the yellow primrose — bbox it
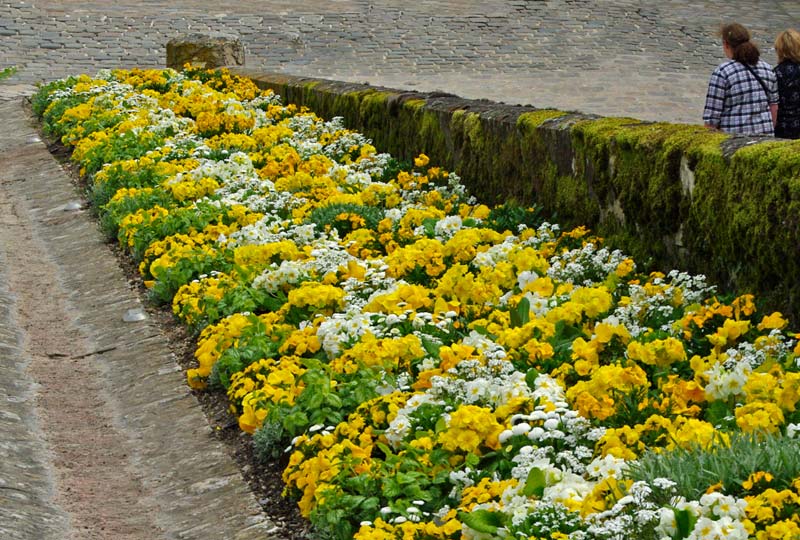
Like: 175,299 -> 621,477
758,312 -> 788,331
438,404 -> 504,455
735,401 -> 785,433
626,337 -> 686,368
287,282 -> 346,311
363,283 -> 433,314
708,318 -> 751,349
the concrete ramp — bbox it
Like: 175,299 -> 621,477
0,93 -> 279,539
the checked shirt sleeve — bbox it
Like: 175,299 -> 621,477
766,70 -> 779,104
703,68 -> 727,127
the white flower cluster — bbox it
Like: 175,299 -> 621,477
316,309 -> 378,358
429,359 -> 530,409
704,358 -> 751,401
472,237 -> 517,268
656,492 -> 748,540
546,243 -> 629,286
252,260 -> 312,293
384,392 -> 444,448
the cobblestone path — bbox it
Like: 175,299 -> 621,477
1,1 -> 799,123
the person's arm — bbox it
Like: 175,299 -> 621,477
768,68 -> 780,127
703,69 -> 726,129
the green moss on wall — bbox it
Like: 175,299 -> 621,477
404,98 -> 427,110
517,110 -> 568,130
236,70 -> 800,321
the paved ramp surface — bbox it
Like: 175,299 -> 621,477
0,88 -> 279,540
2,0 -> 800,123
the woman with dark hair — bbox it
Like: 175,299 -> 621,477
703,22 -> 778,135
774,29 -> 800,139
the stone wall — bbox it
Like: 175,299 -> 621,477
231,68 -> 800,321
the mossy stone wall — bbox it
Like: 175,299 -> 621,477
232,68 -> 800,320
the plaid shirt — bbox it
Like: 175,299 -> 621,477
703,59 -> 778,135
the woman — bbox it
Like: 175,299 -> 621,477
774,29 -> 800,139
703,22 -> 778,135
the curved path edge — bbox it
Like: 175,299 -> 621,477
0,95 -> 281,539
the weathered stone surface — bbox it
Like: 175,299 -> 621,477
0,98 -> 278,539
2,1 -> 799,123
166,32 -> 244,69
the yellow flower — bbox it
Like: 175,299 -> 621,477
735,401 -> 784,433
756,520 -> 800,540
742,471 -> 774,491
615,258 -> 635,277
757,312 -> 788,331
626,337 -> 686,367
413,153 -> 430,167
438,404 -> 504,455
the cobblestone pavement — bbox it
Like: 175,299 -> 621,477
1,1 -> 799,123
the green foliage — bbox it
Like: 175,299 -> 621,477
377,156 -> 411,182
252,418 -> 286,461
510,296 -> 530,328
80,129 -> 166,176
0,65 -> 18,81
120,201 -> 229,262
209,332 -> 282,390
459,509 -> 505,535
486,201 -> 546,234
307,202 -> 384,237
98,189 -> 176,238
522,466 -> 546,497
148,249 -> 234,305
626,432 -> 800,499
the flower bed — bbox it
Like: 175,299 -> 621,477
34,68 -> 800,540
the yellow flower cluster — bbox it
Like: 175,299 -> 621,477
188,313 -> 255,388
234,356 -> 308,433
331,334 -> 426,374
353,515 -> 462,540
286,282 -> 346,312
437,404 -> 504,455
744,476 -> 800,539
163,175 -> 220,201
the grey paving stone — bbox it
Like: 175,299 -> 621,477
1,0 -> 798,123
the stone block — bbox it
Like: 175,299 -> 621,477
166,32 -> 244,70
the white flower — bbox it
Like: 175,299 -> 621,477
543,418 -> 560,431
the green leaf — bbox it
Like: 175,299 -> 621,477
525,368 -> 539,390
522,467 -> 546,497
458,509 -> 505,535
705,399 -> 731,428
672,507 -> 697,540
421,336 -> 441,358
434,416 -> 448,433
422,217 -> 437,237
325,392 -> 343,408
510,297 -> 530,328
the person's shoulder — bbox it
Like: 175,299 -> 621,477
757,59 -> 774,70
713,60 -> 737,76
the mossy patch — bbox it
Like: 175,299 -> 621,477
517,110 -> 568,131
243,71 -> 800,320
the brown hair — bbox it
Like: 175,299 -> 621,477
719,22 -> 760,65
775,29 -> 800,63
